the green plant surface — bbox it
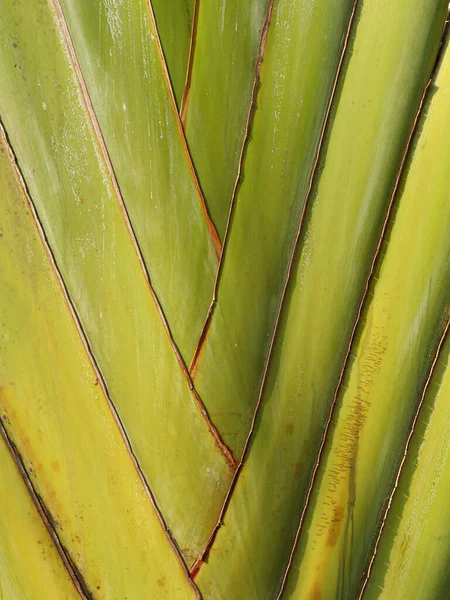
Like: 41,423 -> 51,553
58,0 -> 219,361
181,0 -> 271,237
152,0 -> 194,107
191,0 -> 357,457
195,0 -> 447,598
0,129 -> 197,599
363,332 -> 450,600
0,432 -> 79,599
282,28 -> 450,600
0,0 -> 232,566
1,0 -> 450,597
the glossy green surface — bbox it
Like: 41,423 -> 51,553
0,0 -> 231,564
196,0 -> 447,598
58,0 -> 218,361
182,0 -> 270,237
152,0 -> 194,106
193,0 -> 357,457
0,130 -> 197,599
0,434 -> 78,600
283,25 -> 450,600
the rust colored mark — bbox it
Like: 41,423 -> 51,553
156,576 -> 166,588
310,581 -> 322,600
191,389 -> 239,471
294,462 -> 303,479
189,558 -> 204,579
189,298 -> 213,378
51,460 -> 61,473
358,316 -> 450,600
285,423 -> 294,437
326,505 -> 345,548
277,16 -> 443,600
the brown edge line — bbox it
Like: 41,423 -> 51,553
49,0 -> 233,474
189,0 -> 275,376
357,316 -> 450,600
0,406 -> 90,598
276,19 -> 450,599
146,0 -> 221,257
357,17 -> 450,598
189,0 -> 358,576
180,0 -> 200,123
0,120 -> 201,600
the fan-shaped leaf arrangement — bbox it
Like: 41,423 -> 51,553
0,0 -> 449,598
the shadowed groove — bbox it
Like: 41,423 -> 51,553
0,419 -> 89,599
276,32 -> 448,595
146,0 -> 221,255
189,0 -> 276,376
180,0 -> 200,123
358,316 -> 450,599
49,0 -> 232,470
0,120 -> 202,599
189,0 -> 359,574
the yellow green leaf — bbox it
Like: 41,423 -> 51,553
181,0 -> 271,237
192,0 -> 357,457
58,0 -> 219,360
0,127 -> 197,598
152,0 -> 195,107
195,0 -> 447,598
283,23 -> 450,600
363,330 -> 450,600
0,0 -> 232,563
0,430 -> 79,600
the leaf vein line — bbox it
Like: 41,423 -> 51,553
0,120 -> 201,599
358,316 -> 450,600
49,0 -> 229,470
189,0 -> 275,376
190,0 -> 358,575
276,58 -> 441,600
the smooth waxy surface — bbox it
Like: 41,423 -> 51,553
0,433 -> 78,600
182,0 -> 271,237
0,130 -> 197,599
193,0 -> 357,457
152,0 -> 194,106
196,0 -> 447,598
58,0 -> 218,361
0,0 -> 231,564
283,23 -> 450,599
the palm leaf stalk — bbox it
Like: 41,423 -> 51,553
0,0 -> 449,599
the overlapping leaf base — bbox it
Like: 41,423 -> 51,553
0,0 -> 449,598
